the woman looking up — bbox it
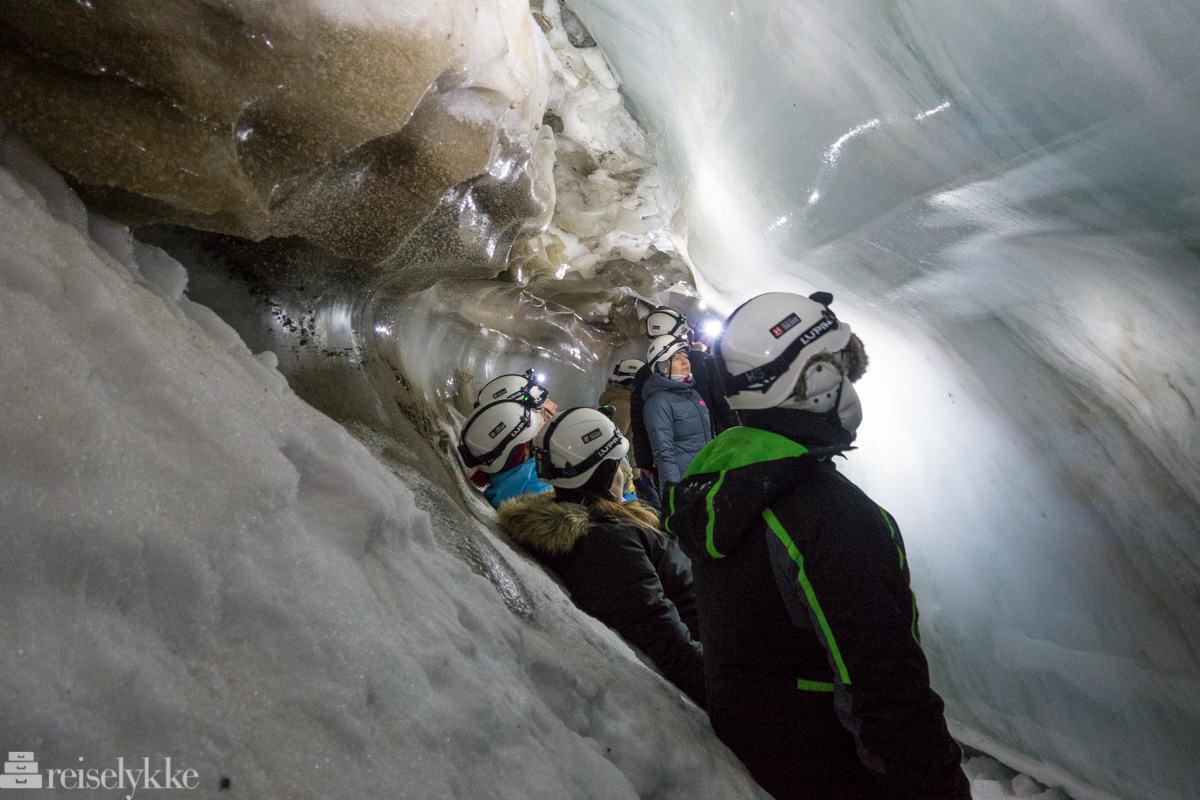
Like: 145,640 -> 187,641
642,336 -> 712,499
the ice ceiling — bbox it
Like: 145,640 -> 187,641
1,1 -> 1198,799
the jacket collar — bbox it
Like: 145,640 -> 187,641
737,407 -> 854,451
497,492 -> 590,556
490,457 -> 541,490
642,371 -> 693,399
665,422 -> 842,563
497,491 -> 662,556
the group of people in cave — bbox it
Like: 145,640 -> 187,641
456,292 -> 971,800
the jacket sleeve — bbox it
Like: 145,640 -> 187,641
565,524 -> 707,709
644,395 -> 683,486
630,367 -> 655,470
763,501 -> 969,800
648,535 -> 702,643
691,356 -> 739,435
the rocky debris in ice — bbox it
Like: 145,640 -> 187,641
557,2 -> 599,48
0,0 -> 550,263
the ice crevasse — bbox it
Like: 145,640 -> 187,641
1,1 -> 1199,800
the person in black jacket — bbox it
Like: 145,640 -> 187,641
665,292 -> 969,800
497,407 -> 706,708
685,341 -> 740,435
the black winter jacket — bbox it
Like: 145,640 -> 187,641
497,492 -> 707,708
664,410 -> 968,800
689,350 -> 740,434
629,364 -> 655,471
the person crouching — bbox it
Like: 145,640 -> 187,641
497,407 -> 706,709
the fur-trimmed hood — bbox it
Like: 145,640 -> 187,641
497,492 -> 662,556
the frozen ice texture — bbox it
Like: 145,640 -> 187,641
3,1 -> 1200,799
0,136 -> 760,799
0,0 -> 549,263
568,1 -> 1200,798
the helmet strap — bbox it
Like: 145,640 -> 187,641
536,414 -> 624,482
460,407 -> 533,469
720,308 -> 839,395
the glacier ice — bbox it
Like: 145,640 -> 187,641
567,1 -> 1200,798
2,0 -> 1199,799
0,0 -> 549,263
0,136 -> 760,798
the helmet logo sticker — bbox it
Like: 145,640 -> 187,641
488,421 -> 507,438
770,312 -> 803,338
796,310 -> 838,346
492,388 -> 508,399
581,428 -> 604,444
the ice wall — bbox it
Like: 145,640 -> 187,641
569,2 -> 1200,799
4,0 -> 1200,798
0,3 -> 752,797
0,129 -> 762,798
0,0 -> 548,263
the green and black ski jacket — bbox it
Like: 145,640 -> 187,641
664,421 -> 968,800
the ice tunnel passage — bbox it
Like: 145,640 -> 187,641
1,1 -> 1198,799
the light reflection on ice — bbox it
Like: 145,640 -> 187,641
915,101 -> 952,121
822,117 -> 882,168
570,1 -> 1200,798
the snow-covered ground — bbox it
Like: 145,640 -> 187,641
0,133 -> 762,799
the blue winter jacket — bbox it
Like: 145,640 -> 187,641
484,458 -> 553,510
642,373 -> 712,486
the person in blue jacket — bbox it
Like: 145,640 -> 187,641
458,398 -> 553,509
642,334 -> 712,495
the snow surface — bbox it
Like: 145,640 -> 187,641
0,132 -> 762,798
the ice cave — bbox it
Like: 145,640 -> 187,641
1,1 -> 1197,798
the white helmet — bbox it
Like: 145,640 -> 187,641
611,358 -> 644,385
645,308 -> 690,339
476,369 -> 549,409
647,335 -> 688,371
715,292 -> 865,412
458,400 -> 541,473
533,407 -> 629,489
